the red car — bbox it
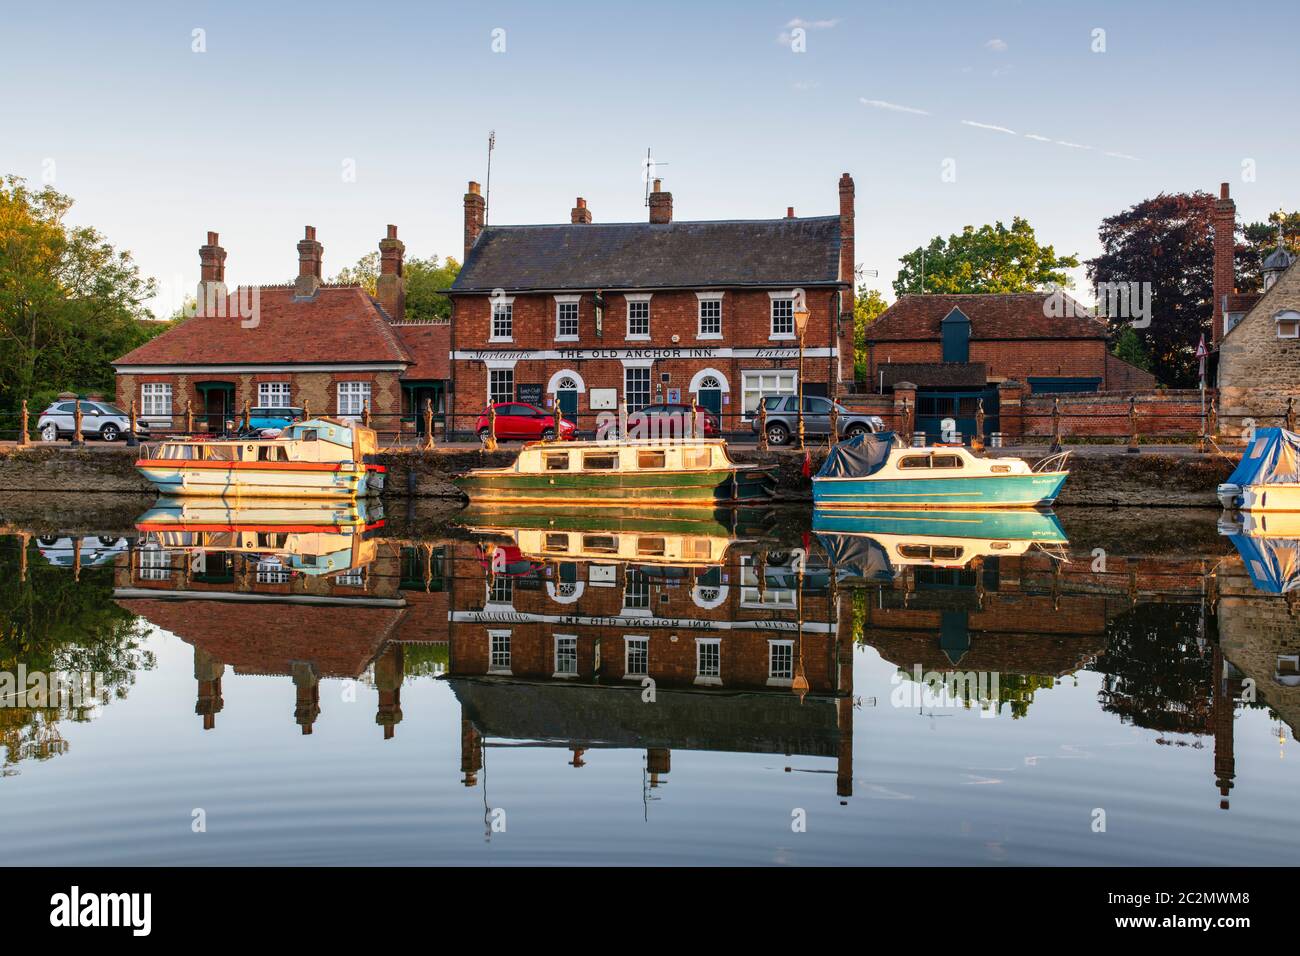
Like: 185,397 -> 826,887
476,402 -> 577,442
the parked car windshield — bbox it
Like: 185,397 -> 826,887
96,404 -> 126,416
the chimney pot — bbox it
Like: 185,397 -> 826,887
387,224 -> 398,239
787,206 -> 795,218
1220,182 -> 1230,200
468,181 -> 481,196
571,196 -> 592,224
649,179 -> 673,224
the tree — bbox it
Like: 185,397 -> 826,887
1240,210 -> 1300,291
852,287 -> 889,381
331,252 -> 460,322
1111,326 -> 1151,372
893,217 -> 1079,296
1088,191 -> 1255,387
0,176 -> 162,413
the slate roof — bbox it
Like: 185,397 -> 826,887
867,293 -> 1107,342
114,286 -> 412,367
450,216 -> 844,293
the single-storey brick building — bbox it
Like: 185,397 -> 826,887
113,226 -> 449,434
445,175 -> 857,438
862,292 -> 1155,439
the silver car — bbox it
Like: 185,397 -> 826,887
36,400 -> 148,442
751,395 -> 884,446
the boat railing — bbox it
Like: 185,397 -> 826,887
1031,450 -> 1071,473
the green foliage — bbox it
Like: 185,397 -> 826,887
0,175 -> 164,413
852,287 -> 889,382
331,252 -> 461,322
893,217 -> 1079,296
1241,210 -> 1300,291
1112,326 -> 1152,372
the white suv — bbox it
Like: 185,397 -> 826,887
36,400 -> 147,443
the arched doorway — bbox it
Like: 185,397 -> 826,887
688,368 -> 729,420
547,369 -> 586,428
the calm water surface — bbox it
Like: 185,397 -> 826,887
0,501 -> 1296,865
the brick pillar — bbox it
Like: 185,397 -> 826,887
997,379 -> 1026,444
295,226 -> 323,298
197,231 -> 227,317
1212,182 -> 1236,347
464,181 -> 485,260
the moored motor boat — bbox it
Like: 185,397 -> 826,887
135,417 -> 385,498
1217,427 -> 1300,512
455,437 -> 775,505
812,432 -> 1069,509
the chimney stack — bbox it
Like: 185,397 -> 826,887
571,197 -> 592,224
295,225 -> 323,298
1212,182 -> 1236,346
464,181 -> 485,261
839,172 -> 856,298
649,179 -> 673,224
376,224 -> 406,322
197,231 -> 227,317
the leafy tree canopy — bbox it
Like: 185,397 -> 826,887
331,252 -> 460,322
0,175 -> 164,414
852,287 -> 889,382
893,217 -> 1079,296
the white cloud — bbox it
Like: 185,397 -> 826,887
985,38 -> 1008,52
1054,140 -> 1092,150
1023,133 -> 1052,142
1104,150 -> 1141,161
962,119 -> 1017,135
860,97 -> 930,115
793,79 -> 821,91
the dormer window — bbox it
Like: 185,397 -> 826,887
1276,310 -> 1300,339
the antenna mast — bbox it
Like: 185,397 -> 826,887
643,147 -> 669,205
485,130 -> 496,227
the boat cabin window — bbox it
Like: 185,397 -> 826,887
685,538 -> 711,560
636,537 -> 666,557
899,454 -> 963,470
544,452 -> 570,471
582,535 -> 619,554
301,429 -> 318,441
931,454 -> 964,469
898,456 -> 932,470
258,445 -> 289,462
899,544 -> 964,561
637,450 -> 667,469
583,453 -> 619,471
205,444 -> 238,461
543,532 -> 569,553
257,532 -> 288,548
682,448 -> 711,469
990,464 -> 1011,473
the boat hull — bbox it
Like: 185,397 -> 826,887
812,507 -> 1066,541
1218,482 -> 1300,513
136,462 -> 379,498
455,466 -> 774,505
812,472 -> 1068,509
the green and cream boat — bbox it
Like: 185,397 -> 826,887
455,438 -> 775,505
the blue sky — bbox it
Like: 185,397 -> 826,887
2,0 -> 1297,315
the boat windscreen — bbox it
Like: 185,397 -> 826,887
815,432 -> 895,479
1228,533 -> 1300,594
1225,427 -> 1300,487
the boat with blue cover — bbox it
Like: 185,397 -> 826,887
1217,427 -> 1300,512
812,432 -> 1069,509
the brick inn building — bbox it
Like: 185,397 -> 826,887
445,175 -> 857,437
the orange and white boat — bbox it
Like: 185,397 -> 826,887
135,418 -> 385,499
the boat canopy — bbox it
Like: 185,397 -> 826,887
281,418 -> 354,451
1225,427 -> 1300,487
815,432 -> 896,480
814,533 -> 896,581
1228,533 -> 1300,594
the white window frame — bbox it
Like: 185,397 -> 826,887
695,637 -> 722,686
1276,310 -> 1300,339
138,544 -> 171,580
490,296 -> 515,342
553,634 -> 579,678
140,383 -> 172,418
489,629 -> 512,675
555,295 -> 580,342
624,365 -> 651,412
767,639 -> 795,687
256,560 -> 291,585
626,293 -> 651,341
769,292 -> 796,340
488,367 -> 514,406
741,369 -> 797,418
624,636 -> 649,679
258,381 -> 292,408
337,381 -> 371,417
696,292 -> 723,340
740,554 -> 796,608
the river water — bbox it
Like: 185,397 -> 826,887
0,500 -> 1296,866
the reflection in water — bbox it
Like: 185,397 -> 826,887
0,501 -> 1298,862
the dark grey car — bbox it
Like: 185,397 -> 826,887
750,395 -> 883,446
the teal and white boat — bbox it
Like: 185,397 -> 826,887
812,432 -> 1069,509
